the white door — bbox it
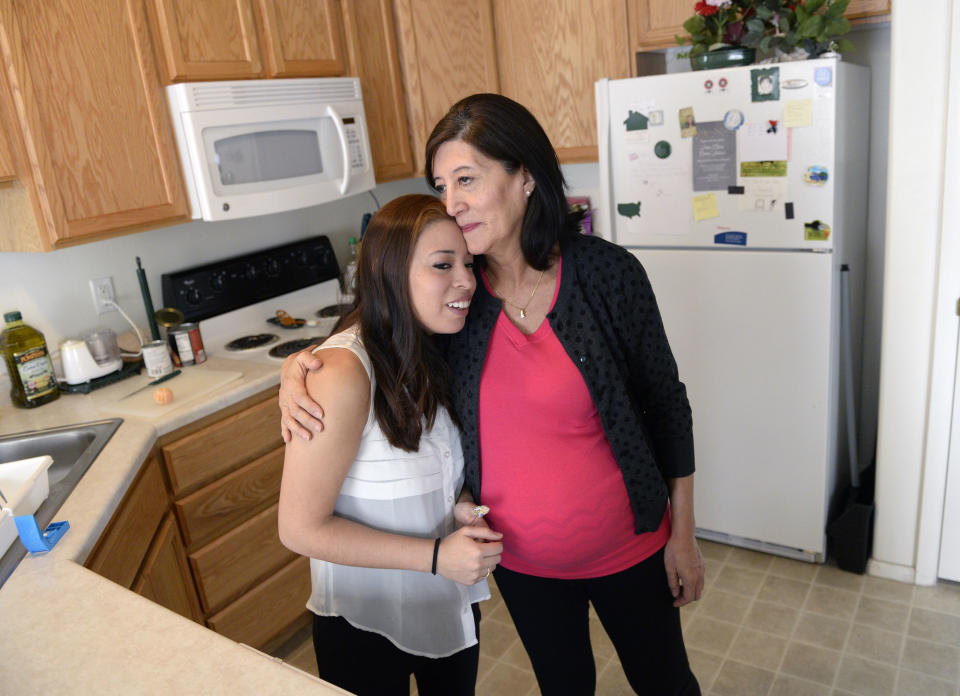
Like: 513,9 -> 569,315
635,248 -> 835,555
939,327 -> 960,581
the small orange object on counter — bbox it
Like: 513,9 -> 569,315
153,386 -> 174,405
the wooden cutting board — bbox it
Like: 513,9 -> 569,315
107,368 -> 243,420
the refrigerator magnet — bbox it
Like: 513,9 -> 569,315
804,166 -> 828,185
714,231 -> 747,246
815,66 -> 833,86
751,67 -> 780,102
616,202 -> 642,219
679,107 -> 697,138
654,140 -> 672,159
804,220 -> 831,241
722,109 -> 744,131
623,110 -> 650,142
649,110 -> 664,126
785,202 -> 795,219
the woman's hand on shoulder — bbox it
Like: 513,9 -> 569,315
664,532 -> 705,607
436,525 -> 503,586
279,346 -> 326,442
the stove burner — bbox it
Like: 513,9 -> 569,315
269,337 -> 326,359
317,304 -> 352,318
225,333 -> 279,351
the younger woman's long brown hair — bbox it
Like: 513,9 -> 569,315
339,194 -> 460,451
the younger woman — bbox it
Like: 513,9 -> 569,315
278,194 -> 503,696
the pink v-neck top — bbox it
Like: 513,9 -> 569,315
478,259 -> 669,579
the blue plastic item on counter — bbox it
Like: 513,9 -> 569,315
14,515 -> 69,553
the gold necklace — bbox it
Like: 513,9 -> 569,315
492,268 -> 545,319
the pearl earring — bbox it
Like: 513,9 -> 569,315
525,189 -> 532,197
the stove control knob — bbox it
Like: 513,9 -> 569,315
265,258 -> 280,276
245,263 -> 258,280
185,288 -> 202,306
296,251 -> 309,266
210,271 -> 227,292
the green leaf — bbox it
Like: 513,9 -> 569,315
825,16 -> 851,36
826,0 -> 851,17
741,30 -> 764,48
759,35 -> 773,54
806,0 -> 827,13
746,18 -> 766,33
755,6 -> 774,20
797,15 -> 824,39
796,5 -> 810,23
683,15 -> 706,34
835,37 -> 856,53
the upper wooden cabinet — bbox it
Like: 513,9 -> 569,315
340,0 -> 414,182
494,0 -> 631,163
0,99 -> 15,183
148,0 -> 345,81
631,0 -> 891,52
393,0 -> 500,175
0,0 -> 190,252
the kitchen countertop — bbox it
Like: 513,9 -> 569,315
0,358 -> 349,695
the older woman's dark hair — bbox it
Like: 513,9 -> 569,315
424,93 -> 583,271
339,194 -> 459,451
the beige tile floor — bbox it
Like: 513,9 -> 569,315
274,541 -> 960,695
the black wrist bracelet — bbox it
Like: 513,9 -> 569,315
431,537 -> 441,575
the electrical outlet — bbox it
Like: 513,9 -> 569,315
89,276 -> 116,315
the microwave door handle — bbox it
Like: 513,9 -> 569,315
326,105 -> 351,195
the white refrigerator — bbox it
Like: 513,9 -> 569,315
595,59 -> 870,561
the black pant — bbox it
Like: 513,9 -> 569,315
494,549 -> 700,696
312,604 -> 481,696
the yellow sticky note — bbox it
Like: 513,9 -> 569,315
784,99 -> 813,128
692,193 -> 719,221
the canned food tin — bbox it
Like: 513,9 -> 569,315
169,323 -> 205,366
142,340 -> 174,378
169,327 -> 194,367
185,322 -> 206,365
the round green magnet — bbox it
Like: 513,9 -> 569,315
654,140 -> 671,159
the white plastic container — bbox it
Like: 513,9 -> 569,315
0,455 -> 53,556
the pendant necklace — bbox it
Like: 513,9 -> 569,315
492,268 -> 545,319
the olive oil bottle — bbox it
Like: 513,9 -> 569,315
1,311 -> 60,408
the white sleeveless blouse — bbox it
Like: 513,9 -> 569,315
306,326 -> 489,658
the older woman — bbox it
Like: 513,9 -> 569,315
281,95 -> 704,696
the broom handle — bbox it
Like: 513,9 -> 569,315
841,264 -> 860,488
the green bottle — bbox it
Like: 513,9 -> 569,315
1,310 -> 60,408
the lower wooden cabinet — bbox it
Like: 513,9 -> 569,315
88,388 -> 312,651
133,512 -> 204,622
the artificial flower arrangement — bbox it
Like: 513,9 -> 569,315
678,0 -> 855,61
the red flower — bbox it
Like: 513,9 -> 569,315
695,1 -> 720,16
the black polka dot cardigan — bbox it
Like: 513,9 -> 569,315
446,232 -> 695,535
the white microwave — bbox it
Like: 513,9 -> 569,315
166,77 -> 375,221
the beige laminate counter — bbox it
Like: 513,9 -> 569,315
0,357 -> 349,695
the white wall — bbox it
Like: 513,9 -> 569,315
871,0 -> 955,581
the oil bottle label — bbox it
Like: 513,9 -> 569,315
13,346 -> 58,400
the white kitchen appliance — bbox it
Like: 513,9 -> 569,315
167,77 -> 376,221
596,59 -> 870,561
161,235 -> 344,367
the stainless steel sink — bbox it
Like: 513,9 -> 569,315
0,418 -> 122,487
0,418 -> 122,585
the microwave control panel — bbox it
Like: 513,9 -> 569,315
343,120 -> 366,171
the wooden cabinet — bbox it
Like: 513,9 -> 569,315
630,0 -> 891,52
87,389 -> 309,651
133,512 -> 204,622
0,0 -> 190,252
393,0 -> 500,175
160,388 -> 310,650
340,0 -> 414,182
86,456 -> 173,588
494,0 -> 631,163
629,0 -> 691,53
148,0 -> 345,81
0,101 -> 14,183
